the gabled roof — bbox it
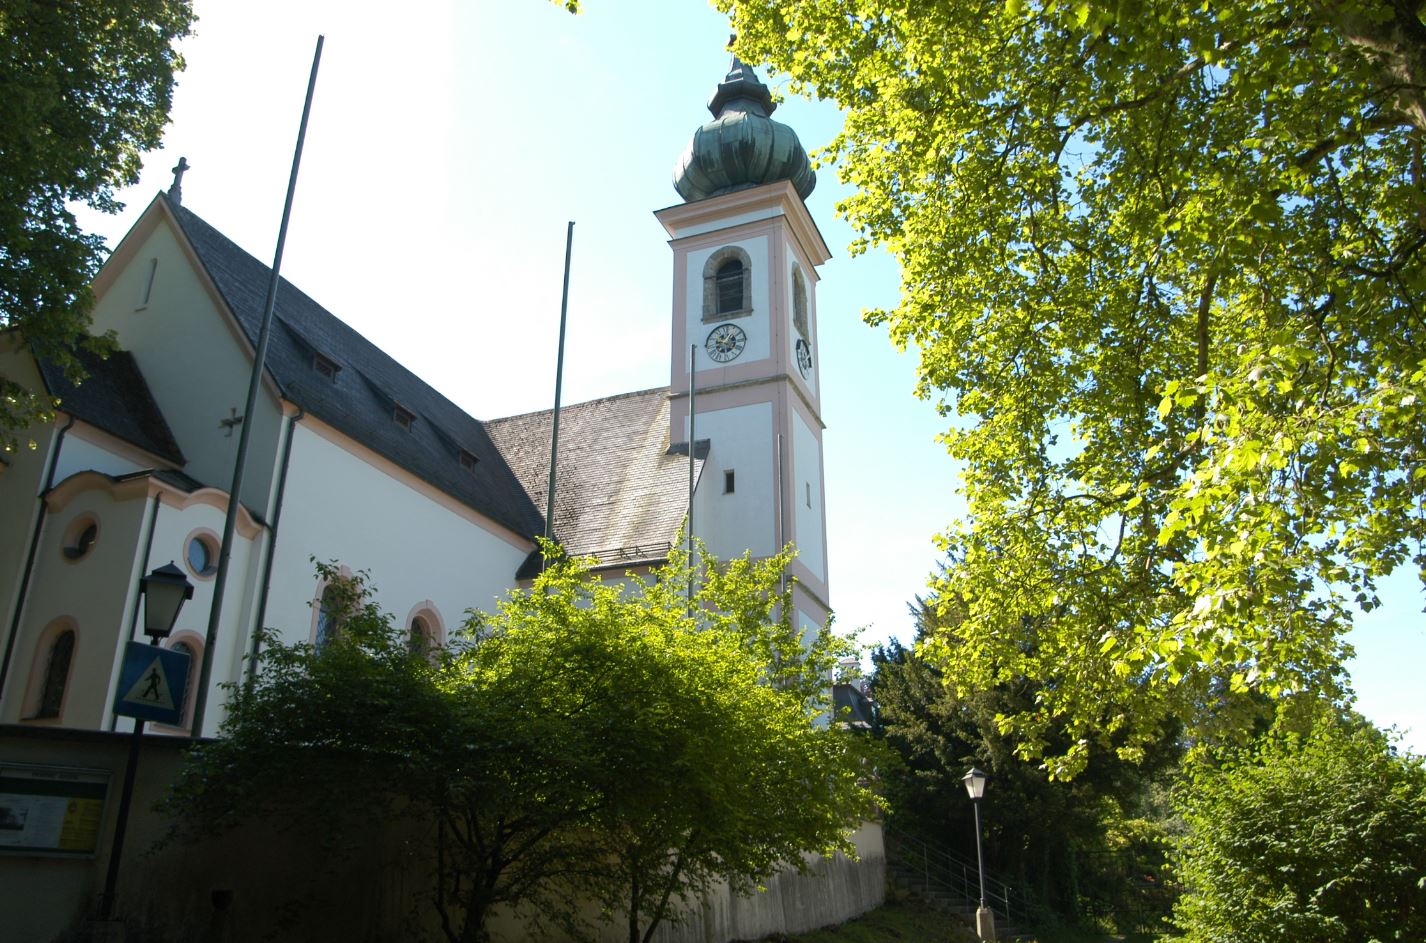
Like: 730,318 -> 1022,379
485,388 -> 702,569
163,196 -> 544,539
36,347 -> 185,465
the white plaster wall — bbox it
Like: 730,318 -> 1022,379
688,402 -> 777,562
89,219 -> 285,514
126,497 -> 261,736
796,606 -> 822,648
685,235 -> 771,365
51,432 -> 149,482
791,411 -> 826,581
786,246 -> 818,401
263,422 -> 530,649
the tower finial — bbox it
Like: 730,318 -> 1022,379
169,157 -> 190,205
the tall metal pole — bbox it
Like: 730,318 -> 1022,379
191,36 -> 324,738
543,221 -> 576,564
98,646 -> 153,919
973,797 -> 988,909
687,344 -> 696,602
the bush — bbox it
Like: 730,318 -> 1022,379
1170,712 -> 1426,942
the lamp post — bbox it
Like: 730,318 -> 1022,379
99,563 -> 193,922
963,767 -> 995,941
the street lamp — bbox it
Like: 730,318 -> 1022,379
963,767 -> 995,942
99,563 -> 194,922
140,562 -> 194,638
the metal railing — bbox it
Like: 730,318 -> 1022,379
884,823 -> 1036,933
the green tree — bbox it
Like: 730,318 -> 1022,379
873,599 -> 1182,930
477,546 -> 874,943
719,0 -> 1426,774
1170,711 -> 1426,942
0,0 -> 193,444
167,565 -> 595,943
169,551 -> 874,943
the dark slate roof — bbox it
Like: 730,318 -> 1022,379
36,347 -> 186,465
485,388 -> 704,568
164,196 -> 544,539
832,683 -> 875,729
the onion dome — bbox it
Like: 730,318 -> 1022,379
672,56 -> 816,203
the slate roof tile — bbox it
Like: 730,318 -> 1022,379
165,197 -> 543,539
36,347 -> 186,465
485,388 -> 702,567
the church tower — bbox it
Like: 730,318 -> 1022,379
657,56 -> 833,636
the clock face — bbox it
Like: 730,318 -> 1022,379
706,324 -> 747,363
795,338 -> 813,379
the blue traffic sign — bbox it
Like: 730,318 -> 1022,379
113,642 -> 191,726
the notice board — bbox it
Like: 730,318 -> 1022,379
0,763 -> 110,856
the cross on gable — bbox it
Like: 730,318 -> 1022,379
219,407 -> 244,438
169,157 -> 190,204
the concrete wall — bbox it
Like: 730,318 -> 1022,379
0,727 -> 882,943
642,823 -> 885,943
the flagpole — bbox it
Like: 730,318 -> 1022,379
190,36 -> 323,738
687,343 -> 696,602
543,221 -> 575,568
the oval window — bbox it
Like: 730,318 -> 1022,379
186,535 -> 217,576
62,518 -> 99,560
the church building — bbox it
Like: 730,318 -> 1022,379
0,56 -> 834,742
0,54 -> 889,943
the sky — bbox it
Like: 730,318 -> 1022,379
73,0 -> 1423,751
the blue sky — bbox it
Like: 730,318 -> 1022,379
74,0 -> 1423,751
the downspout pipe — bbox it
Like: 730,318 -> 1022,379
245,406 -> 303,689
0,414 -> 75,704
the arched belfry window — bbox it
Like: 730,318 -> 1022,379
792,264 -> 809,341
702,246 -> 752,321
716,259 -> 744,313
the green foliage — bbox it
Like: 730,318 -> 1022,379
872,600 -> 1182,932
489,544 -> 874,943
769,897 -> 977,942
168,551 -> 873,943
1170,711 -> 1426,942
722,0 -> 1426,774
168,564 -> 585,943
0,0 -> 193,445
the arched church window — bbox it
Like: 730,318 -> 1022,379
315,584 -> 341,650
405,604 -> 444,660
792,264 -> 809,341
35,629 -> 76,719
409,616 -> 432,656
168,637 -> 202,729
702,246 -> 752,321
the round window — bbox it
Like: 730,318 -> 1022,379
186,535 -> 217,576
62,517 -> 99,560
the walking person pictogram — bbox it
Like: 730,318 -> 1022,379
139,666 -> 162,701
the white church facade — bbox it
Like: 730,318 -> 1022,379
0,57 -> 880,942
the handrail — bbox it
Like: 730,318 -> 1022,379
883,822 -> 1036,931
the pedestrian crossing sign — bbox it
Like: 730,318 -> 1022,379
113,642 -> 191,726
